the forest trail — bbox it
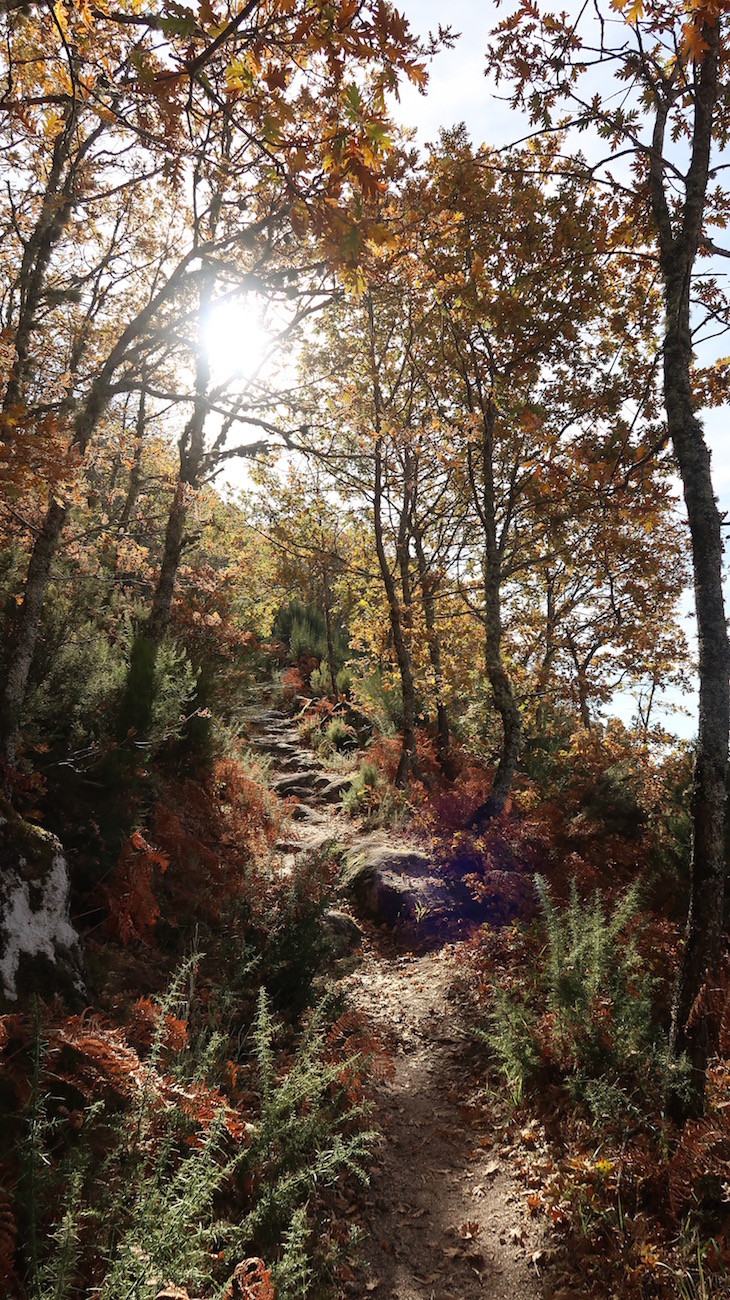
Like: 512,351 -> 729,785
246,706 -> 546,1300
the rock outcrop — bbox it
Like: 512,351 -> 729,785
340,839 -> 455,928
0,796 -> 84,1007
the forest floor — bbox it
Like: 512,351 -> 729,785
246,706 -> 548,1300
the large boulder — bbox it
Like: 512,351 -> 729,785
0,797 -> 84,1007
340,839 -> 454,929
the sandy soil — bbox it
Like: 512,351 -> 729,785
340,944 -> 546,1300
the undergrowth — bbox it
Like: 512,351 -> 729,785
484,875 -> 691,1119
460,870 -> 730,1296
3,968 -> 378,1299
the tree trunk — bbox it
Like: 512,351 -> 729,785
468,556 -> 522,825
567,635 -> 592,731
373,438 -> 419,787
145,262 -> 212,651
366,293 -> 419,787
1,108 -> 79,430
1,498 -> 66,766
466,399 -> 521,826
641,22 -> 730,1099
117,391 -> 146,531
412,522 -> 452,775
146,481 -> 187,650
322,567 -> 338,697
665,262 -> 730,1082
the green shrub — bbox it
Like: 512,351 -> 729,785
341,759 -> 401,827
336,666 -> 353,696
258,848 -> 339,1014
309,662 -> 354,699
116,631 -> 198,745
229,989 -> 375,1272
17,965 -> 375,1300
24,620 -> 128,751
323,718 -> 357,754
350,670 -> 401,737
485,988 -> 540,1105
273,600 -> 348,671
341,760 -> 381,818
309,659 -> 333,696
484,877 -> 690,1120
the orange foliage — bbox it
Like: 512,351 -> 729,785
44,1012 -> 247,1141
280,666 -> 306,702
151,758 -> 281,923
99,756 -> 282,941
103,831 -> 169,945
128,996 -> 188,1056
155,1260 -> 275,1300
325,1007 -> 394,1099
688,956 -> 730,1057
220,1258 -> 275,1300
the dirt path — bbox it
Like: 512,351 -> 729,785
341,945 -> 546,1300
246,706 -> 546,1300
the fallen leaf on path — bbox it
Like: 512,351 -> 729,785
459,1220 -> 481,1239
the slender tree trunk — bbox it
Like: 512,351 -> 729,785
322,567 -> 338,696
534,572 -> 557,734
412,523 -> 452,774
567,635 -> 592,731
373,438 -> 419,786
1,498 -> 66,765
144,264 -> 213,651
665,262 -> 730,1080
467,398 -> 521,826
1,107 -> 79,430
146,481 -> 187,650
366,294 -> 419,786
468,553 -> 522,824
639,22 -> 730,1097
117,391 -> 146,531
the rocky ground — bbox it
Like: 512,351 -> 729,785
246,707 -> 547,1300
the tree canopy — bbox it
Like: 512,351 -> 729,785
1,0 -> 730,1294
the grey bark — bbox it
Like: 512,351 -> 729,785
367,295 -> 419,787
322,567 -> 338,697
642,23 -> 730,1090
374,437 -> 419,787
412,516 -> 452,774
1,498 -> 66,766
466,394 -> 522,825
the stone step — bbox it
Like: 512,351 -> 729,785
275,828 -> 339,856
255,738 -> 301,757
274,751 -> 320,773
272,771 -> 332,798
317,773 -> 353,805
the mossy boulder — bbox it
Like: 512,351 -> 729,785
0,797 -> 84,1007
340,839 -> 452,928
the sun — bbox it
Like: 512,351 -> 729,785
202,297 -> 268,382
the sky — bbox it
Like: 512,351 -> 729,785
386,0 -> 730,740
